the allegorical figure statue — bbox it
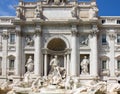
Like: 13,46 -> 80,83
80,56 -> 89,75
25,56 -> 34,72
34,5 -> 43,19
71,6 -> 78,18
50,55 -> 59,72
49,55 -> 62,85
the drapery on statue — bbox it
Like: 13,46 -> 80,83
25,56 -> 34,72
71,6 -> 78,18
80,56 -> 89,75
49,55 -> 62,85
50,55 -> 59,71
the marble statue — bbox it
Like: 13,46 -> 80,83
25,56 -> 34,72
16,7 -> 21,18
52,67 -> 62,85
31,77 -> 43,92
49,55 -> 59,73
107,83 -> 120,94
34,5 -> 43,19
47,0 -> 67,5
65,76 -> 73,90
71,6 -> 78,18
49,56 -> 62,85
80,56 -> 89,75
26,36 -> 34,47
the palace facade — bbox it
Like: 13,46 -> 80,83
0,0 -> 120,83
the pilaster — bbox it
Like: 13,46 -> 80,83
90,24 -> 99,77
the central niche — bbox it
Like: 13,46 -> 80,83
47,38 -> 66,51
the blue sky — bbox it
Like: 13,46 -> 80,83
0,0 -> 120,16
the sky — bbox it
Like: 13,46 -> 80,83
0,0 -> 120,16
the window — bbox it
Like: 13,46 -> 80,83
117,60 -> 120,70
102,60 -> 107,70
9,60 -> 14,70
10,33 -> 15,44
102,34 -> 107,45
117,34 -> 120,44
102,20 -> 106,24
117,20 -> 120,24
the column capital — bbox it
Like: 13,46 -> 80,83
71,24 -> 78,36
2,32 -> 9,40
90,24 -> 99,37
15,25 -> 21,36
35,25 -> 42,36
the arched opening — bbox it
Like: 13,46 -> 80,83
44,38 -> 68,76
47,38 -> 66,51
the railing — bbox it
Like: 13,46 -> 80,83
0,17 -> 15,24
24,2 -> 36,6
101,17 -> 120,25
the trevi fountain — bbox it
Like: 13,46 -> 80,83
0,55 -> 119,94
0,0 -> 120,94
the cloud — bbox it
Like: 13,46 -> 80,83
8,4 -> 15,10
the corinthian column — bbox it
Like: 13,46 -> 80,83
90,25 -> 99,77
34,25 -> 43,76
2,29 -> 8,76
15,26 -> 22,76
70,25 -> 80,76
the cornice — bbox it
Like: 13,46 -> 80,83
12,18 -> 99,26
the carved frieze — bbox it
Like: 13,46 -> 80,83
79,35 -> 89,46
25,35 -> 34,47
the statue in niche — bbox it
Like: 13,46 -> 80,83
49,55 -> 62,85
26,36 -> 34,47
49,55 -> 59,73
80,56 -> 89,75
25,56 -> 34,72
71,6 -> 78,18
34,5 -> 43,19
